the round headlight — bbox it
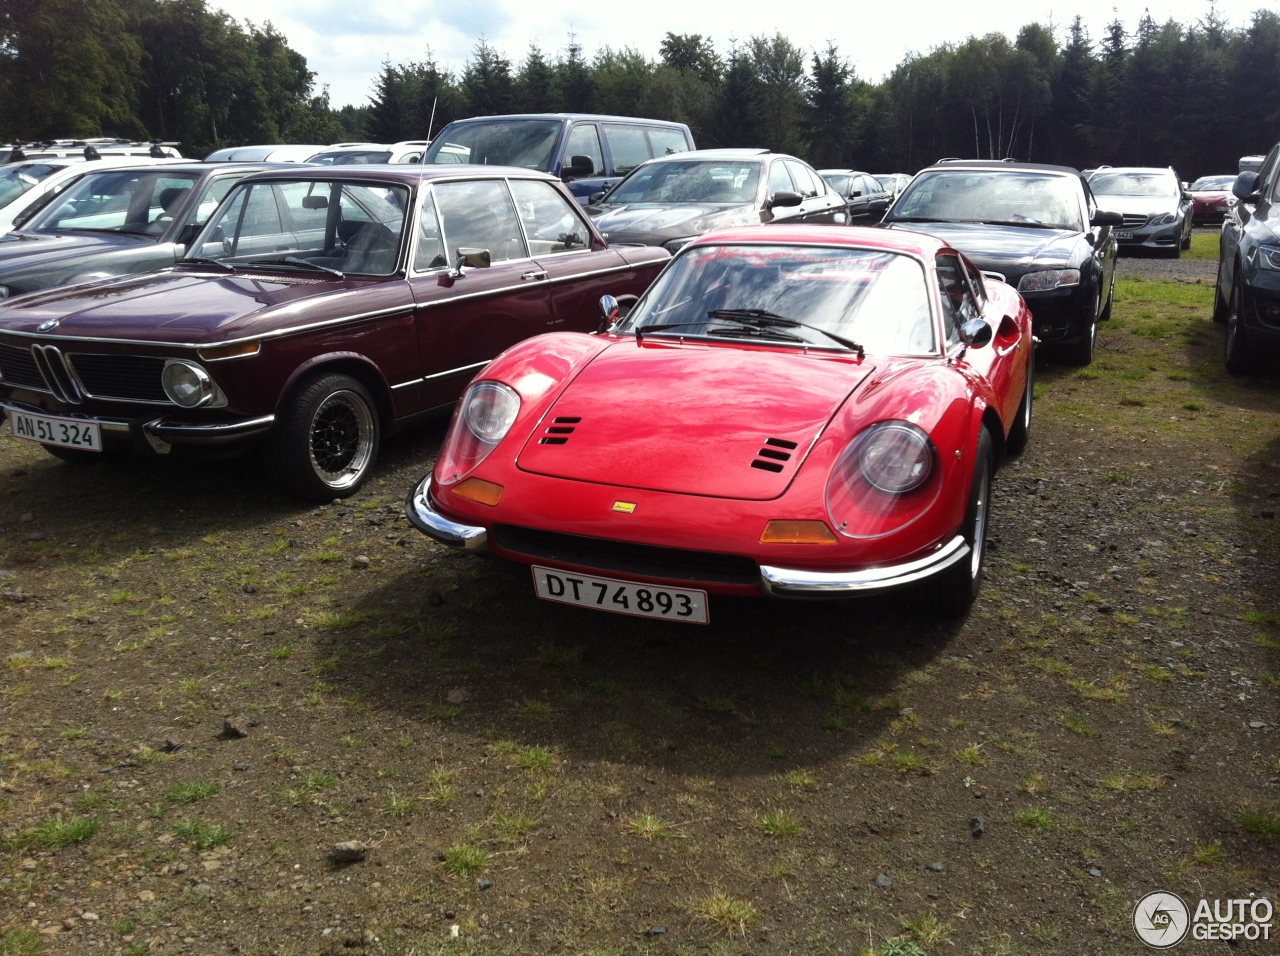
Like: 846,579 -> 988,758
461,381 -> 520,443
0,285 -> 10,299
162,360 -> 214,408
853,422 -> 935,495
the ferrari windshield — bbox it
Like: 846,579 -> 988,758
622,244 -> 936,355
887,170 -> 1084,230
422,120 -> 561,169
187,179 -> 409,276
606,161 -> 761,204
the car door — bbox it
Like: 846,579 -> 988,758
410,179 -> 552,410
860,175 -> 892,221
939,252 -> 1021,424
1082,184 -> 1117,308
785,161 -> 843,223
561,123 -> 611,205
509,178 -> 627,332
765,160 -> 806,224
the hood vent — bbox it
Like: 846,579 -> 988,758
751,437 -> 798,473
538,415 -> 581,446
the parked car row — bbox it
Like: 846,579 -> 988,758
1216,139 -> 1280,374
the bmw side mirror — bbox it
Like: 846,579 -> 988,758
961,318 -> 993,348
768,190 -> 803,209
1233,171 -> 1261,203
1091,210 -> 1123,227
448,247 -> 491,278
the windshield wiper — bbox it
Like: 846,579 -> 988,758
250,257 -> 345,279
706,324 -> 807,343
884,216 -> 955,224
707,309 -> 865,357
180,256 -> 237,272
633,321 -> 707,342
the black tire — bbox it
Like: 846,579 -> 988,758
932,427 -> 995,619
1181,225 -> 1192,250
1060,286 -> 1101,366
263,372 -> 380,501
1099,269 -> 1116,322
1223,279 -> 1257,376
1212,266 -> 1230,323
1162,243 -> 1182,259
1005,354 -> 1033,456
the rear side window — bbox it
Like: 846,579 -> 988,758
435,179 -> 528,263
647,127 -> 690,158
784,161 -> 820,198
768,162 -> 793,197
603,125 -> 651,176
413,190 -> 447,271
936,253 -> 980,347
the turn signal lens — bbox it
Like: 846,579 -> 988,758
198,341 -> 261,360
760,520 -> 837,544
452,477 -> 504,506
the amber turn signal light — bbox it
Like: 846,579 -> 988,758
452,477 -> 504,506
197,341 -> 261,360
760,520 -> 837,544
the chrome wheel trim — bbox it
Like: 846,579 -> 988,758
308,389 -> 375,490
968,456 -> 991,580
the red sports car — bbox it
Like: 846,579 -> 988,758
1189,175 -> 1236,224
407,225 -> 1034,621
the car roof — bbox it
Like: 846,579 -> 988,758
1088,166 -> 1176,175
438,113 -> 689,127
922,159 -> 1082,177
72,162 -> 283,177
235,164 -> 563,186
688,224 -> 949,258
641,148 -> 775,163
817,169 -> 874,176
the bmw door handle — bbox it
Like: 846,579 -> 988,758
522,269 -> 548,281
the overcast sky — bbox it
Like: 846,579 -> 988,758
212,0 -> 1279,109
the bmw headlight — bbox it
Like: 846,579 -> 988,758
0,286 -> 9,299
1258,246 -> 1280,271
1149,213 -> 1178,226
1017,269 -> 1081,293
162,360 -> 215,408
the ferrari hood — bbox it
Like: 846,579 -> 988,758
516,340 -> 872,500
885,220 -> 1081,282
590,203 -> 758,246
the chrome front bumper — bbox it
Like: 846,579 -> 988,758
760,534 -> 970,597
405,480 -> 489,551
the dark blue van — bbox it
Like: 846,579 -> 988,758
421,113 -> 695,204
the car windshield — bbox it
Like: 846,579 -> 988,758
310,150 -> 394,165
186,179 -> 409,276
1089,171 -> 1178,197
874,175 -> 905,191
622,244 -> 936,355
0,163 -> 63,209
422,120 -> 561,169
1190,176 -> 1235,191
26,169 -> 202,234
887,170 -> 1083,230
606,160 -> 760,204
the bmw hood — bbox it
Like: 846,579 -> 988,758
0,230 -> 146,268
885,220 -> 1083,282
515,339 -> 872,500
590,203 -> 759,247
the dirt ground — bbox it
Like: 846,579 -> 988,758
1,250 -> 1277,955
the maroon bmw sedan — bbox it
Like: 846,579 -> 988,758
0,166 -> 669,499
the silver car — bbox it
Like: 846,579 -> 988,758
1086,167 -> 1193,258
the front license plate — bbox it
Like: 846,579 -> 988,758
7,409 -> 102,451
531,566 -> 709,624
1115,230 -> 1133,239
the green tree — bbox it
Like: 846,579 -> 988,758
461,38 -> 515,116
749,33 -> 807,154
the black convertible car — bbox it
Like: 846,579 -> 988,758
882,160 -> 1121,365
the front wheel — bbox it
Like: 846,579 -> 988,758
1005,354 -> 1033,456
1099,269 -> 1116,322
932,427 -> 994,619
1223,280 -> 1257,376
264,372 -> 380,501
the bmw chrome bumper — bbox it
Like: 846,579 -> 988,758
759,535 -> 970,597
405,480 -> 489,551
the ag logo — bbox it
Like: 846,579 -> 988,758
1134,891 -> 1190,948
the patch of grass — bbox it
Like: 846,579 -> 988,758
1058,711 -> 1096,737
698,696 -> 736,714
1102,772 -> 1166,793
165,780 -> 218,804
1236,808 -> 1280,841
626,813 -> 675,840
519,699 -> 554,724
955,744 -> 985,766
903,910 -> 952,946
1019,772 -> 1048,795
696,891 -> 757,934
312,610 -> 372,630
783,769 -> 817,788
822,714 -> 849,732
0,928 -> 43,956
535,643 -> 584,668
268,644 -> 292,659
173,819 -> 232,850
1140,664 -> 1174,683
1014,807 -> 1054,832
25,815 -> 99,848
442,844 -> 488,874
1192,840 -> 1225,864
893,751 -> 930,774
58,725 -> 87,740
383,793 -> 419,818
1068,677 -> 1129,703
758,810 -> 800,837
493,813 -> 537,841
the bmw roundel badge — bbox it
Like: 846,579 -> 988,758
38,318 -> 59,332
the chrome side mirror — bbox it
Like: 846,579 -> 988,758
449,247 -> 491,278
961,317 -> 993,348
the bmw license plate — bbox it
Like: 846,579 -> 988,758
1115,230 -> 1133,240
7,408 -> 102,451
532,566 -> 709,624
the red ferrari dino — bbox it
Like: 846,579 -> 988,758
407,225 -> 1034,621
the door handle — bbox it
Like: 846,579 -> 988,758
522,270 -> 548,281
